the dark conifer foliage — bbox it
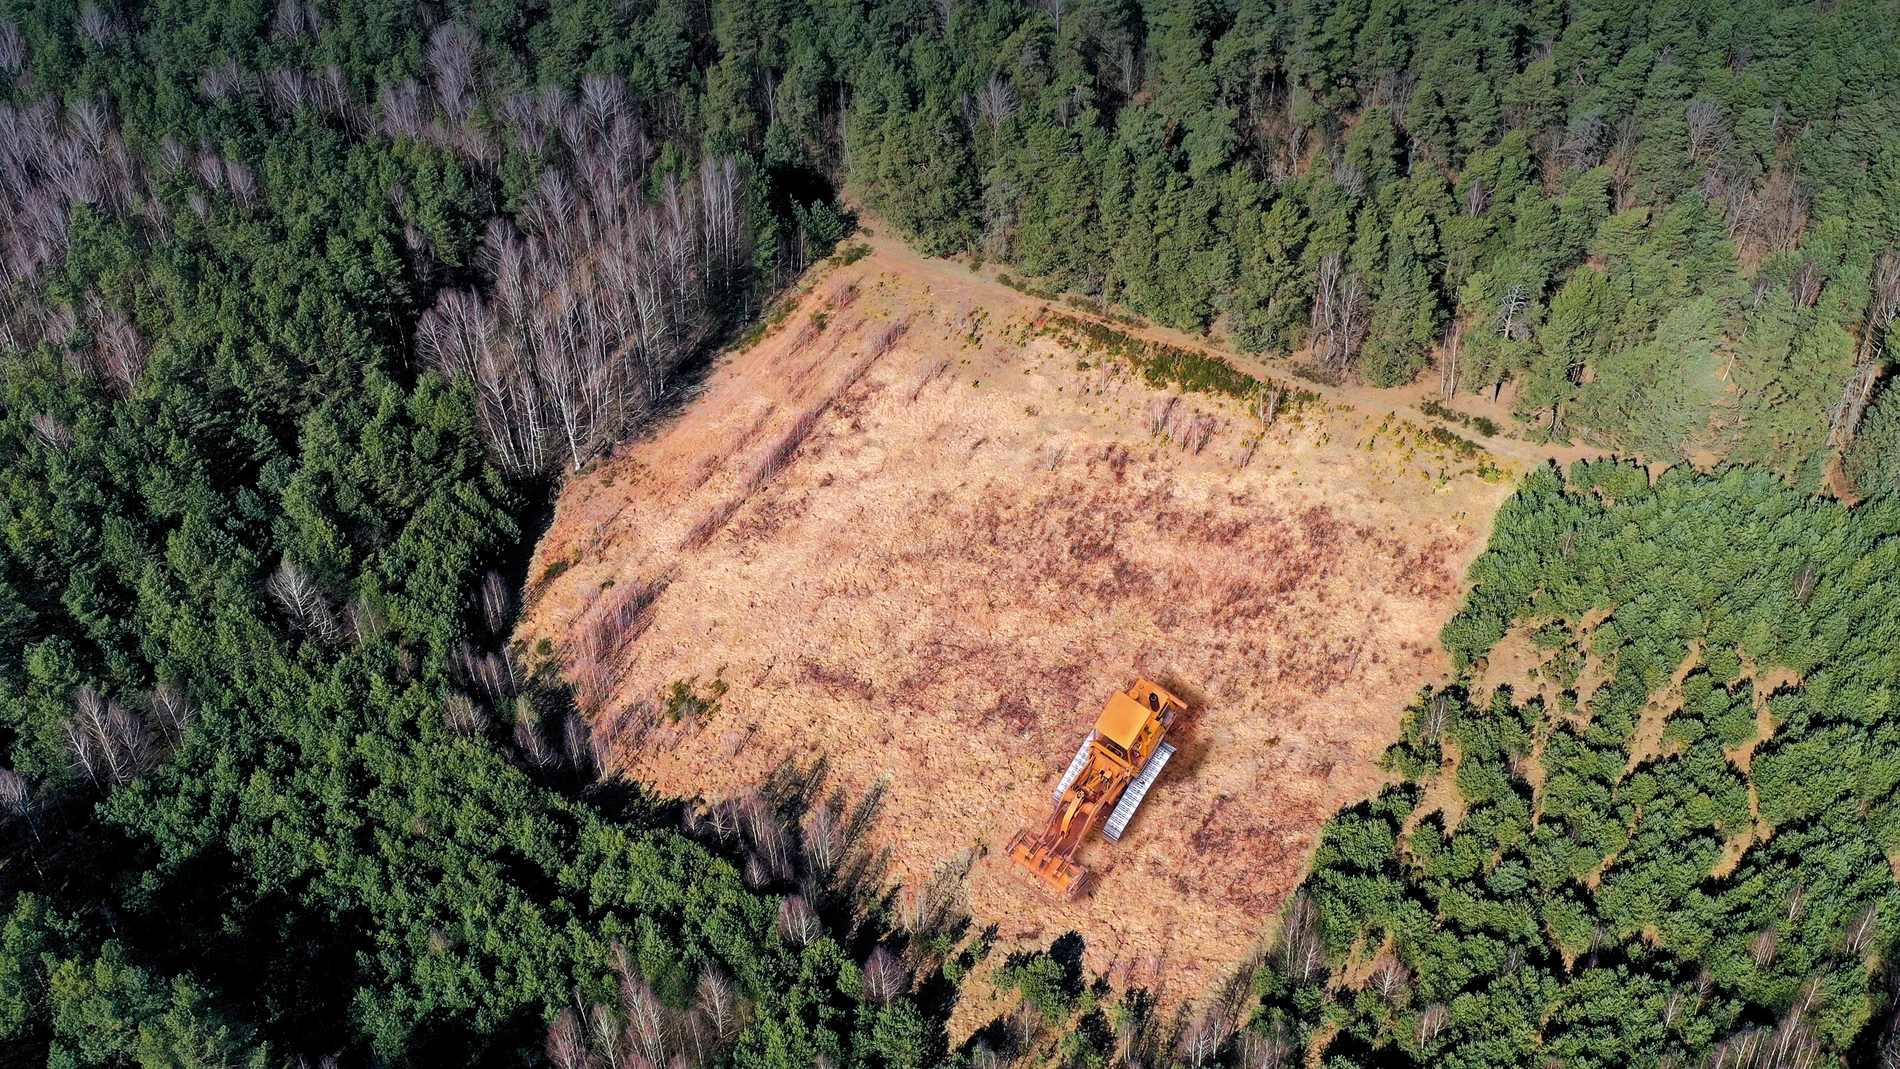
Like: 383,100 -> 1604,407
825,0 -> 1900,473
0,2 -> 924,1067
1248,463 -> 1900,1067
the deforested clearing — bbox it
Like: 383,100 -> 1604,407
520,240 -> 1523,1010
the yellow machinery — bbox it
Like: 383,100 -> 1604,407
1005,678 -> 1184,899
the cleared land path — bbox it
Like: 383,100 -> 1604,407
854,219 -> 1611,473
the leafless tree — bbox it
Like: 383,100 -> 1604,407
620,972 -> 668,1067
1437,319 -> 1464,400
1275,892 -> 1326,984
775,896 -> 820,945
265,67 -> 310,113
1788,260 -> 1824,310
344,596 -> 384,646
560,713 -> 593,777
452,642 -> 516,701
1607,115 -> 1640,210
745,799 -> 793,880
1179,1013 -> 1224,1069
1750,926 -> 1780,968
30,412 -> 72,450
585,1001 -> 623,1069
513,705 -> 555,767
1793,562 -> 1817,608
77,4 -> 119,46
419,287 -> 543,475
1235,1023 -> 1296,1069
1497,282 -> 1531,340
696,965 -> 738,1044
69,684 -> 153,787
1711,1027 -> 1766,1068
1761,976 -> 1826,1069
479,569 -> 516,636
1421,691 -> 1451,745
1331,160 -> 1367,199
701,155 -> 745,280
863,945 -> 908,1004
1367,952 -> 1411,1002
425,145 -> 748,474
1841,903 -> 1879,957
272,0 -> 325,42
443,692 -> 487,735
0,94 -> 146,339
1417,1003 -> 1450,1046
1759,169 -> 1810,254
157,135 -> 188,175
803,803 -> 844,876
546,1007 -> 595,1069
428,23 -> 482,124
976,74 -> 1019,127
0,20 -> 25,73
150,682 -> 193,738
1463,175 -> 1488,218
1662,982 -> 1690,1031
91,296 -> 147,394
65,715 -> 101,784
902,853 -> 972,948
0,768 -> 33,831
1146,394 -> 1177,437
1558,110 -> 1605,170
265,558 -> 340,643
317,65 -> 352,121
1268,126 -> 1307,184
379,78 -> 428,140
1781,882 -> 1808,923
1010,994 -> 1041,1055
1311,252 -> 1370,371
1828,360 -> 1881,448
1686,99 -> 1728,165
499,91 -> 548,153
1371,72 -> 1415,123
199,60 -> 245,104
1861,250 -> 1900,363
193,146 -> 226,191
1719,169 -> 1763,246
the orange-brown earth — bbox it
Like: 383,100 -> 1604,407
518,230 -> 1529,1020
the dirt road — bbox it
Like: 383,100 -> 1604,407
856,220 -> 1608,474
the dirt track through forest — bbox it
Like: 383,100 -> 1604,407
860,227 -> 1610,474
519,225 -> 1563,1028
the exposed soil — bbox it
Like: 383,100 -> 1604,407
519,227 -> 1529,1026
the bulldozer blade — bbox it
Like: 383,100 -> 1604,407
1005,829 -> 1086,900
1103,741 -> 1174,843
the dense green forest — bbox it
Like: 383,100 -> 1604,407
1239,462 -> 1900,1067
0,0 -> 931,1066
825,0 -> 1900,479
1,0 -> 1899,1067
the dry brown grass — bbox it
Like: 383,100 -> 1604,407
520,245 -> 1524,1022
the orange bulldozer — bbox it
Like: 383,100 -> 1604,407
1005,678 -> 1184,899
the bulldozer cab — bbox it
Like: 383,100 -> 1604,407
1091,692 -> 1149,765
1096,679 -> 1181,762
1128,679 -> 1182,722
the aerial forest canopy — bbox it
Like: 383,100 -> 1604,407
1268,463 -> 1900,1068
838,0 -> 1900,481
0,0 -> 917,1066
0,0 -> 1895,1068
